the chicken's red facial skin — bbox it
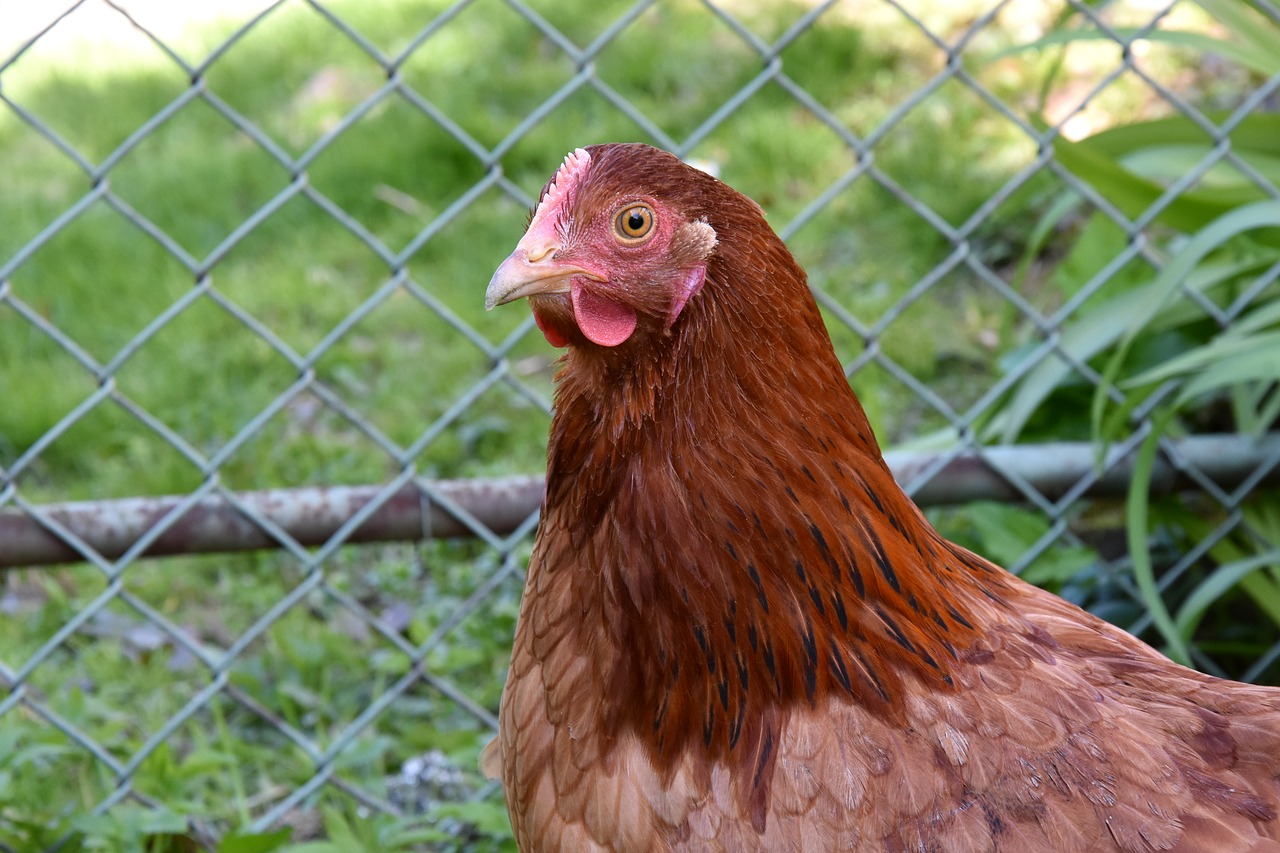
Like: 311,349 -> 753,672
484,143 -> 1280,852
489,146 -> 716,351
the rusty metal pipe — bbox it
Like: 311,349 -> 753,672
2,434 -> 1277,569
0,476 -> 545,569
887,433 -> 1280,507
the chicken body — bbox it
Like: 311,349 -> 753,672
483,143 -> 1280,851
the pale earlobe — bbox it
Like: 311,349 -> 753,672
681,220 -> 717,258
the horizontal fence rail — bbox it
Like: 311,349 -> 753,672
4,433 -> 1279,569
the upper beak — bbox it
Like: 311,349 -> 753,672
485,240 -> 599,310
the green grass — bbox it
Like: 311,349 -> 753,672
1,0 -> 1274,848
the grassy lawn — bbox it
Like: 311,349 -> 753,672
2,0 -> 1274,849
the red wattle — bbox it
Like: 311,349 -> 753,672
532,305 -> 570,348
571,283 -> 637,347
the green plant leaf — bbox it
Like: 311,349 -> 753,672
1239,569 -> 1280,629
1053,134 -> 1238,233
989,1 -> 1280,77
1175,352 -> 1280,414
1122,145 -> 1280,193
1230,295 -> 1280,337
319,807 -> 364,851
990,254 -> 1273,442
1044,113 -> 1280,238
1011,191 -> 1084,293
1087,113 -> 1280,159
1175,547 -> 1280,639
1092,200 -> 1280,442
219,829 -> 295,853
987,27 -> 1279,75
1250,382 -> 1280,434
1124,330 -> 1280,389
1195,0 -> 1280,72
1127,416 -> 1192,664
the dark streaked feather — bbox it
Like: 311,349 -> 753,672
491,143 -> 1280,852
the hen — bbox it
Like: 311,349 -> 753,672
482,142 -> 1280,852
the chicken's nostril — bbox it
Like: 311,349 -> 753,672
525,244 -> 557,264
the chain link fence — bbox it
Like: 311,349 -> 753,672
2,0 -> 1279,847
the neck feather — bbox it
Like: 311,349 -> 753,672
533,236 -> 1012,802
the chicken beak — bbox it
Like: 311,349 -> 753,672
485,241 -> 598,310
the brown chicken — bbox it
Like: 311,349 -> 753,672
481,142 -> 1280,851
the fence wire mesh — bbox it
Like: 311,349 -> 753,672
2,0 -> 1280,847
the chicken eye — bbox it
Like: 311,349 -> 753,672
614,204 -> 655,243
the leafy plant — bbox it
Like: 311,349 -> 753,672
987,0 -> 1280,668
1101,202 -> 1280,665
999,0 -> 1280,79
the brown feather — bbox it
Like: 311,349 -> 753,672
488,143 -> 1280,851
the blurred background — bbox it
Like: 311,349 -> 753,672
2,0 -> 1279,849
